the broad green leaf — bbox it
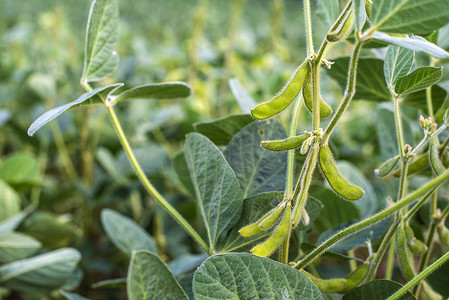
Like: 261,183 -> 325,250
178,273 -> 194,300
371,0 -> 449,34
327,57 -> 390,101
127,251 -> 188,300
0,232 -> 41,263
0,206 -> 34,234
372,32 -> 449,59
168,253 -> 208,277
0,180 -> 20,222
193,253 -> 322,300
60,291 -> 90,300
81,0 -> 119,82
223,120 -> 288,197
0,153 -> 39,186
384,46 -> 414,88
395,67 -> 443,96
228,78 -> 257,114
111,82 -> 191,105
342,279 -> 416,299
27,73 -> 56,100
101,209 -> 157,257
403,85 -> 447,118
28,84 -> 123,136
0,248 -> 81,296
354,0 -> 366,32
61,268 -> 83,291
21,212 -> 77,249
317,0 -> 339,26
184,133 -> 244,249
219,192 -> 283,252
91,278 -> 126,288
173,151 -> 196,195
437,23 -> 449,50
194,114 -> 254,146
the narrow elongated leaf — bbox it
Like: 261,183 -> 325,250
127,251 -> 188,300
372,32 -> 449,59
91,278 -> 126,288
101,209 -> 157,257
229,78 -> 257,114
371,0 -> 449,34
0,248 -> 81,296
111,82 -> 191,104
224,120 -> 288,197
193,253 -> 322,300
342,279 -> 416,299
384,46 -> 414,88
354,0 -> 366,32
82,0 -> 119,82
327,57 -> 390,101
194,114 -> 254,145
184,133 -> 243,249
0,180 -> 20,222
395,67 -> 443,96
317,0 -> 339,26
28,84 -> 123,136
0,232 -> 41,263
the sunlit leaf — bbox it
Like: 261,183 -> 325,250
384,46 -> 414,88
395,67 -> 443,96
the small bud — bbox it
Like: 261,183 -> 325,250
300,137 -> 314,155
419,115 -> 433,131
430,123 -> 437,134
403,144 -> 412,155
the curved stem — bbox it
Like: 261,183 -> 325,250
293,168 -> 449,269
387,250 -> 449,300
106,106 -> 210,254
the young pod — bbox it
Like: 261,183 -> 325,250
437,224 -> 449,247
258,201 -> 287,230
239,201 -> 286,237
260,134 -> 309,152
327,1 -> 354,42
251,204 -> 292,257
238,221 -> 264,238
338,262 -> 369,293
301,271 -> 348,294
395,223 -> 416,281
392,154 -> 428,177
374,155 -> 400,177
404,223 -> 427,255
300,136 -> 315,155
429,138 -> 446,176
250,60 -> 309,119
319,144 -> 365,200
302,70 -> 333,118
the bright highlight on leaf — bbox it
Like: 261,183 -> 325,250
394,67 -> 443,96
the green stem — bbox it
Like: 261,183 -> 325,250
106,105 -> 210,254
303,0 -> 314,55
285,97 -> 303,197
385,238 -> 396,280
386,250 -> 449,300
426,86 -> 434,120
394,96 -> 405,158
321,40 -> 363,144
311,61 -> 320,131
293,168 -> 449,269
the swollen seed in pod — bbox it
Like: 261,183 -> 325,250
429,138 -> 446,176
375,155 -> 400,177
250,60 -> 309,119
301,271 -> 348,294
392,154 -> 428,177
258,202 -> 286,230
395,223 -> 416,281
408,237 -> 428,255
251,205 -> 292,257
339,262 -> 369,293
238,221 -> 264,238
260,134 -> 309,152
437,224 -> 449,247
319,144 -> 364,200
302,70 -> 333,118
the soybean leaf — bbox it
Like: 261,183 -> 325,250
91,278 -> 126,289
60,291 -> 91,300
371,0 -> 449,34
194,114 -> 254,145
0,232 -> 41,263
219,192 -> 283,252
327,57 -> 390,101
111,82 -> 191,104
372,32 -> 449,59
403,85 -> 448,117
384,46 -> 414,88
127,251 -> 188,300
228,78 -> 257,114
193,253 -> 322,300
178,273 -> 194,300
101,209 -> 157,257
0,180 -> 20,222
81,0 -> 119,82
437,23 -> 449,50
317,0 -> 339,27
168,253 -> 209,277
0,153 -> 39,187
61,268 -> 83,291
0,206 -> 34,234
342,279 -> 416,300
224,120 -> 288,197
28,83 -> 123,136
395,67 -> 443,96
184,133 -> 243,249
0,248 -> 81,296
173,151 -> 196,195
354,0 -> 366,32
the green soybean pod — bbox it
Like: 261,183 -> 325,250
327,1 -> 354,42
238,206 -> 277,237
404,223 -> 427,255
302,70 -> 333,118
374,155 -> 400,177
429,138 -> 446,176
437,224 -> 449,247
301,271 -> 348,294
392,154 -> 428,177
319,144 -> 364,200
250,60 -> 309,120
258,202 -> 286,230
260,134 -> 309,152
251,205 -> 292,257
338,262 -> 369,293
395,223 -> 416,281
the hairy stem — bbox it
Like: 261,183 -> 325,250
303,0 -> 314,55
286,98 -> 303,197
